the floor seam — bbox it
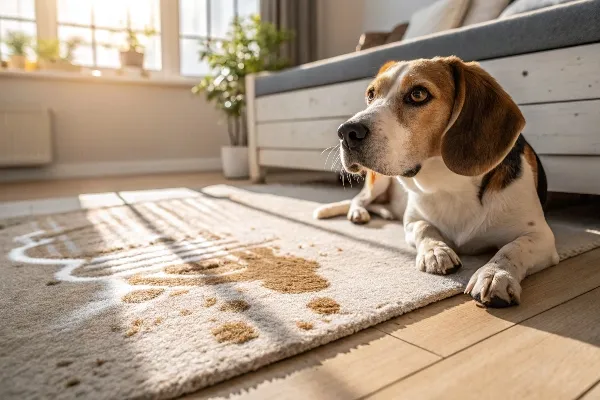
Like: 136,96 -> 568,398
360,283 -> 600,399
372,326 -> 444,359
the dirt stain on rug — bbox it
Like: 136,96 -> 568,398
307,297 -> 340,315
296,321 -> 314,331
122,289 -> 165,303
204,297 -> 217,307
212,322 -> 258,344
169,289 -> 189,297
219,300 -> 250,312
125,319 -> 144,337
128,247 -> 329,294
180,309 -> 192,316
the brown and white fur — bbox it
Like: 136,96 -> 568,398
314,56 -> 559,308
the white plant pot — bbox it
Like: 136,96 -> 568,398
221,146 -> 249,179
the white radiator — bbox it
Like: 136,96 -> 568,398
0,104 -> 53,166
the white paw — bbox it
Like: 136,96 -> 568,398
416,241 -> 462,275
465,264 -> 521,308
348,207 -> 371,224
377,208 -> 395,220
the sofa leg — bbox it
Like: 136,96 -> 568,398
251,166 -> 266,183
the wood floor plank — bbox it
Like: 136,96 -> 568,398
185,328 -> 439,400
367,287 -> 600,400
377,248 -> 600,356
580,381 -> 600,400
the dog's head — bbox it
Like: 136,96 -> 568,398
339,56 -> 525,177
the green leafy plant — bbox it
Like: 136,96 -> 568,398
63,36 -> 83,62
35,37 -> 83,62
4,31 -> 31,57
192,15 -> 294,146
122,26 -> 157,52
35,39 -> 60,61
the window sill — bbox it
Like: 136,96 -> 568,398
0,68 -> 200,88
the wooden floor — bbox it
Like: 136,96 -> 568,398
2,172 -> 599,400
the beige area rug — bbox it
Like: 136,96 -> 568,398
1,184 -> 600,399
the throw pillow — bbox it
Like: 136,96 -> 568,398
462,0 -> 511,25
403,0 -> 472,40
499,0 -> 577,18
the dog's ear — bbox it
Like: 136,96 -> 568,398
378,61 -> 397,76
440,57 -> 525,176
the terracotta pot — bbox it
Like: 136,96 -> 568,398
120,49 -> 144,68
8,55 -> 26,70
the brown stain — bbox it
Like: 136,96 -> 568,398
212,322 -> 258,344
154,317 -> 164,325
296,321 -> 314,331
524,144 -> 538,187
95,359 -> 106,367
125,319 -> 144,337
169,289 -> 189,297
56,360 -> 73,368
127,247 -> 329,294
307,297 -> 340,315
164,258 -> 244,276
122,288 -> 164,303
46,280 -> 60,286
65,378 -> 80,388
180,309 -> 192,316
204,297 -> 217,307
219,300 -> 250,313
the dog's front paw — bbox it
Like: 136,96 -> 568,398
348,207 -> 370,224
465,264 -> 521,308
416,241 -> 462,275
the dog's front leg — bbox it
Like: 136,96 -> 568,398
347,173 -> 390,224
405,211 -> 462,275
465,229 -> 559,308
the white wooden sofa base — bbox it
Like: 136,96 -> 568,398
246,43 -> 600,195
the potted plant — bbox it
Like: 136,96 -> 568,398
35,37 -> 82,72
192,15 -> 293,179
119,26 -> 156,69
4,31 -> 31,69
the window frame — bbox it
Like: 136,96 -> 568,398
0,0 -> 258,78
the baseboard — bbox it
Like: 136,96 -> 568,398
0,157 -> 222,183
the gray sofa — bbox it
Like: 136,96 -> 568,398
247,0 -> 600,194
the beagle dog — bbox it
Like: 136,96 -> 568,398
314,56 -> 559,308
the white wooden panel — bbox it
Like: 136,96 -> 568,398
257,119 -> 343,150
484,43 -> 600,105
541,156 -> 600,195
259,149 -> 334,171
256,43 -> 600,122
256,79 -> 369,122
523,100 -> 600,155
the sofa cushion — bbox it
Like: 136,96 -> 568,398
403,0 -> 471,40
462,0 -> 511,26
255,0 -> 600,97
500,0 -> 577,17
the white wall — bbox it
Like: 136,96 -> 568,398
0,74 -> 229,181
316,0 -> 437,59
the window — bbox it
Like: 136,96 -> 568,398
0,0 -> 36,61
56,0 -> 161,70
179,0 -> 259,76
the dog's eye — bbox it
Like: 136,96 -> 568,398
366,88 -> 375,102
409,87 -> 430,103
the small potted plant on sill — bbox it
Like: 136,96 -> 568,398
35,37 -> 82,72
192,15 -> 293,179
4,31 -> 31,70
119,26 -> 156,69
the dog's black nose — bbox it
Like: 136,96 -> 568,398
338,122 -> 369,149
